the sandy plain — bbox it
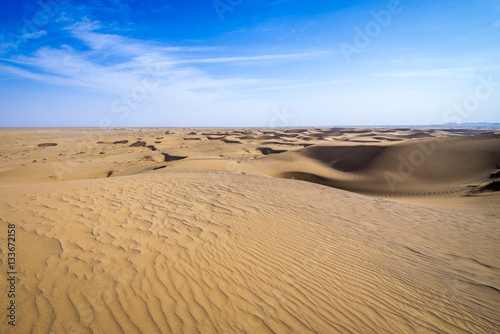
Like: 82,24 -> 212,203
0,127 -> 499,333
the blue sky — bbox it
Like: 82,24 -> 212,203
0,0 -> 499,127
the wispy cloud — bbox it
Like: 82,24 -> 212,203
372,67 -> 476,77
173,51 -> 328,65
0,30 -> 48,53
0,19 -> 326,99
484,20 -> 500,32
22,30 -> 47,40
249,79 -> 354,92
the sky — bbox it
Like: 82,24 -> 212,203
0,0 -> 499,127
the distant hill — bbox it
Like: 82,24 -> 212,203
440,122 -> 500,128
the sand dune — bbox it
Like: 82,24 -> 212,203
1,170 -> 499,333
256,135 -> 500,194
0,127 -> 499,333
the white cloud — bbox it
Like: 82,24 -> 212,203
249,79 -> 355,92
0,19 -> 329,101
0,30 -> 48,53
67,17 -> 102,32
372,67 -> 475,77
173,51 -> 328,64
22,30 -> 47,40
482,20 -> 500,32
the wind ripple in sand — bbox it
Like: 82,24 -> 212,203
0,170 -> 499,333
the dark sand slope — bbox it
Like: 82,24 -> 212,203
260,135 -> 500,194
0,170 -> 499,333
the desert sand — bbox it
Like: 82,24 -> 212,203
0,127 -> 499,333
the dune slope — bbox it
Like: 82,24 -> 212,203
256,135 -> 500,194
1,169 -> 499,333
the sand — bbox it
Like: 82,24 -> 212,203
0,127 -> 499,333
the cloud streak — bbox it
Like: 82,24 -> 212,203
372,67 -> 476,78
173,52 -> 327,64
0,20 -> 331,100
